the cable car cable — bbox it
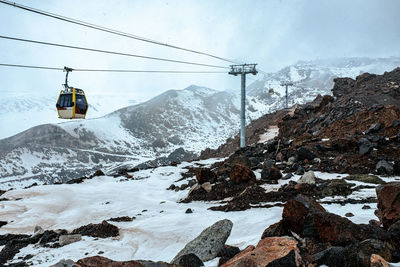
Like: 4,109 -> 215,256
0,35 -> 229,69
0,63 -> 227,73
0,0 -> 238,64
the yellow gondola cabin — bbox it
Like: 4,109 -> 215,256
56,67 -> 88,119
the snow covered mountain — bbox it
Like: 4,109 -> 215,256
247,57 -> 400,111
0,92 -> 139,139
1,57 -> 399,186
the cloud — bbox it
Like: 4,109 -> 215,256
0,0 -> 399,100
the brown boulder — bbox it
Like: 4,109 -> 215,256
196,168 -> 217,184
376,182 -> 400,228
76,256 -> 144,267
281,195 -> 385,246
311,212 -> 385,246
221,237 -> 301,267
282,195 -> 326,234
229,164 -> 256,184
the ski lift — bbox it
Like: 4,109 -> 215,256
56,67 -> 88,119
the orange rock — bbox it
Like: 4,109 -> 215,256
221,237 -> 301,267
370,254 -> 389,267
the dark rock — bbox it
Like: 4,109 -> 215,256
217,245 -> 240,266
229,164 -> 256,184
365,123 -> 382,134
296,147 -> 316,161
108,216 -> 134,222
358,138 -> 373,155
376,182 -> 400,229
345,239 -> 392,267
176,253 -> 204,267
263,159 -> 275,169
185,208 -> 193,214
180,184 -> 189,190
295,165 -> 305,175
376,160 -> 394,175
72,220 -> 119,238
0,221 -> 7,227
394,160 -> 400,175
261,167 -> 282,182
196,168 -> 217,184
362,205 -> 371,210
261,220 -> 289,239
168,184 -> 176,190
93,170 -> 105,176
314,246 -> 346,267
345,213 -> 354,217
282,173 -> 293,180
266,249 -> 297,267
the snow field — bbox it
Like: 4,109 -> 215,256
1,159 -> 398,266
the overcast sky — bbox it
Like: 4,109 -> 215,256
1,0 -> 399,100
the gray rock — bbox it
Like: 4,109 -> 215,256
201,182 -> 212,193
298,171 -> 316,184
295,165 -> 305,175
358,138 -> 373,155
50,259 -> 76,267
59,234 -> 82,246
287,157 -> 296,166
171,219 -> 233,263
376,160 -> 394,175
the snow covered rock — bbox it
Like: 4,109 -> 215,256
171,219 -> 233,263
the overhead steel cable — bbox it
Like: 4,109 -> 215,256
0,35 -> 229,69
0,63 -> 227,73
0,0 -> 238,64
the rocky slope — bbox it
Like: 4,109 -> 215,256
202,67 -> 400,175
